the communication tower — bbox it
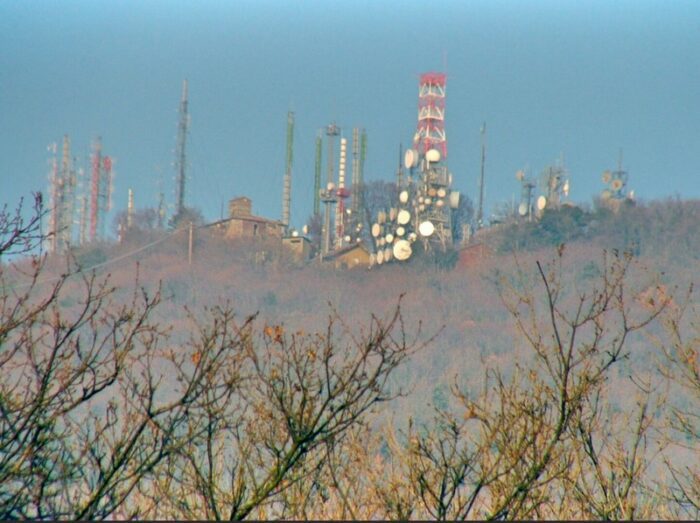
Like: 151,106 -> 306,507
538,157 -> 569,210
368,72 -> 459,266
89,137 -> 113,242
321,122 -> 340,255
515,169 -> 536,221
282,111 -> 294,230
476,122 -> 486,229
334,137 -> 350,248
174,79 -> 190,218
413,72 -> 447,158
601,150 -> 629,202
313,130 -> 322,216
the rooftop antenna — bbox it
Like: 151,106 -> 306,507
476,122 -> 486,229
174,79 -> 190,218
282,111 -> 294,231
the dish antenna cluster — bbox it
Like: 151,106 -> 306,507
601,150 -> 631,202
515,169 -> 536,221
538,159 -> 569,211
369,72 -> 460,266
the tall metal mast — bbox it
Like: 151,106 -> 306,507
174,79 -> 189,217
282,111 -> 294,230
322,122 -> 340,255
313,131 -> 322,216
476,122 -> 486,229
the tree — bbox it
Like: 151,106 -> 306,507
135,300 -> 429,519
335,247 -> 671,520
0,195 -> 428,519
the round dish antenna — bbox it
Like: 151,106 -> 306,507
536,195 -> 547,210
426,149 -> 441,163
393,239 -> 412,261
518,202 -> 528,216
516,170 -> 525,181
399,190 -> 409,203
397,209 -> 411,225
371,223 -> 381,237
419,220 -> 435,237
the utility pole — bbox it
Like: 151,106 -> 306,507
477,122 -> 486,229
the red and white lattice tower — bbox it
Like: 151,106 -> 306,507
89,138 -> 102,242
413,72 -> 447,159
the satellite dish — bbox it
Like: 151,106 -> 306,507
418,196 -> 424,204
369,253 -> 376,265
302,224 -> 309,235
384,247 -> 392,262
389,207 -> 397,221
428,187 -> 437,197
419,204 -> 426,211
404,149 -> 418,169
393,239 -> 412,261
399,190 -> 409,203
385,233 -> 394,244
537,195 -> 547,210
397,209 -> 411,225
602,170 -> 612,184
518,202 -> 528,216
449,191 -> 460,209
448,174 -> 453,186
396,226 -> 405,236
377,211 -> 386,224
437,188 -> 447,198
327,182 -> 336,191
371,223 -> 381,237
343,235 -> 351,243
292,230 -> 299,237
436,199 -> 444,208
611,178 -> 623,192
426,149 -> 441,162
419,220 -> 435,237
377,249 -> 384,264
408,232 -> 418,242
563,180 -> 570,197
516,170 -> 525,181
424,197 -> 432,205
601,189 -> 612,200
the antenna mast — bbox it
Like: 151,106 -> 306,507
476,122 -> 486,228
313,131 -> 322,216
175,79 -> 189,217
282,111 -> 294,230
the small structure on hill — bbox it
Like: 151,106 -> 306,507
323,241 -> 371,269
222,197 -> 285,239
282,234 -> 313,261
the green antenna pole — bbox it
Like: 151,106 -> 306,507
313,131 -> 322,216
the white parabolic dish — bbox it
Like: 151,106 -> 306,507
419,220 -> 435,237
393,239 -> 412,261
397,209 -> 411,225
371,223 -> 381,237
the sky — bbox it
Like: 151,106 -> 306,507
1,0 -> 699,236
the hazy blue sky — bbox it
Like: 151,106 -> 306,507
2,0 -> 699,234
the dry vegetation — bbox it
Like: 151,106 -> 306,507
1,194 -> 699,519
